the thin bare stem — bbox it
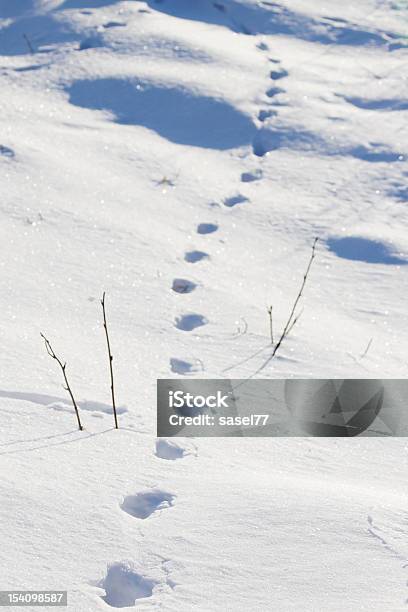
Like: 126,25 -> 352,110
271,238 -> 318,360
286,307 -> 304,336
361,338 -> 373,359
101,292 -> 118,429
267,305 -> 274,344
40,333 -> 83,431
23,33 -> 34,54
222,239 -> 319,380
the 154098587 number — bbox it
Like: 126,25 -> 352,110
0,591 -> 67,607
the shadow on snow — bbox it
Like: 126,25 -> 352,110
67,78 -> 255,149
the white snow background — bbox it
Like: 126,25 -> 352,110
0,0 -> 408,610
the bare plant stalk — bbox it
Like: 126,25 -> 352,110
40,333 -> 83,431
101,292 -> 118,429
267,305 -> 274,344
361,338 -> 373,359
23,33 -> 34,54
271,237 -> 318,360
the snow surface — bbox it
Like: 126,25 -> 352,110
0,0 -> 408,609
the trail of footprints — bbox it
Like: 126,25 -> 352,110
97,439 -> 189,607
253,43 -> 290,157
98,43 -> 289,609
170,41 -> 289,372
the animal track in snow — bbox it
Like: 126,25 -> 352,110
170,358 -> 203,374
184,250 -> 209,263
175,313 -> 208,331
257,42 -> 269,51
0,145 -> 15,158
197,222 -> 218,234
258,109 -> 277,122
170,358 -> 193,374
241,169 -> 263,182
155,438 -> 187,460
366,512 -> 408,563
270,68 -> 288,80
172,278 -> 197,293
252,130 -> 274,157
121,489 -> 175,520
266,86 -> 285,98
98,562 -> 157,607
223,194 -> 250,208
103,21 -> 126,29
79,36 -> 103,51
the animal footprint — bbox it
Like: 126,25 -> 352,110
170,358 -> 202,374
223,194 -> 249,208
258,109 -> 277,122
155,438 -> 187,460
270,68 -> 288,80
257,42 -> 269,51
241,169 -> 263,182
0,145 -> 15,158
103,21 -> 126,29
98,562 -> 157,607
252,129 -> 278,157
266,86 -> 285,98
79,36 -> 103,51
197,223 -> 218,235
121,489 -> 175,520
170,358 -> 192,374
172,278 -> 197,294
175,313 -> 208,331
184,250 -> 209,263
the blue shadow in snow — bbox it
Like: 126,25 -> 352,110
327,237 -> 408,265
0,14 -> 77,55
146,0 -> 399,46
67,78 -> 255,150
0,0 -> 36,18
344,96 -> 408,112
59,0 -> 121,7
0,0 -> 120,17
389,185 -> 408,202
349,145 -> 404,163
252,126 -> 319,157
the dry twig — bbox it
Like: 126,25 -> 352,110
23,33 -> 34,54
101,292 -> 118,429
40,333 -> 83,431
270,237 -> 318,360
267,305 -> 274,344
